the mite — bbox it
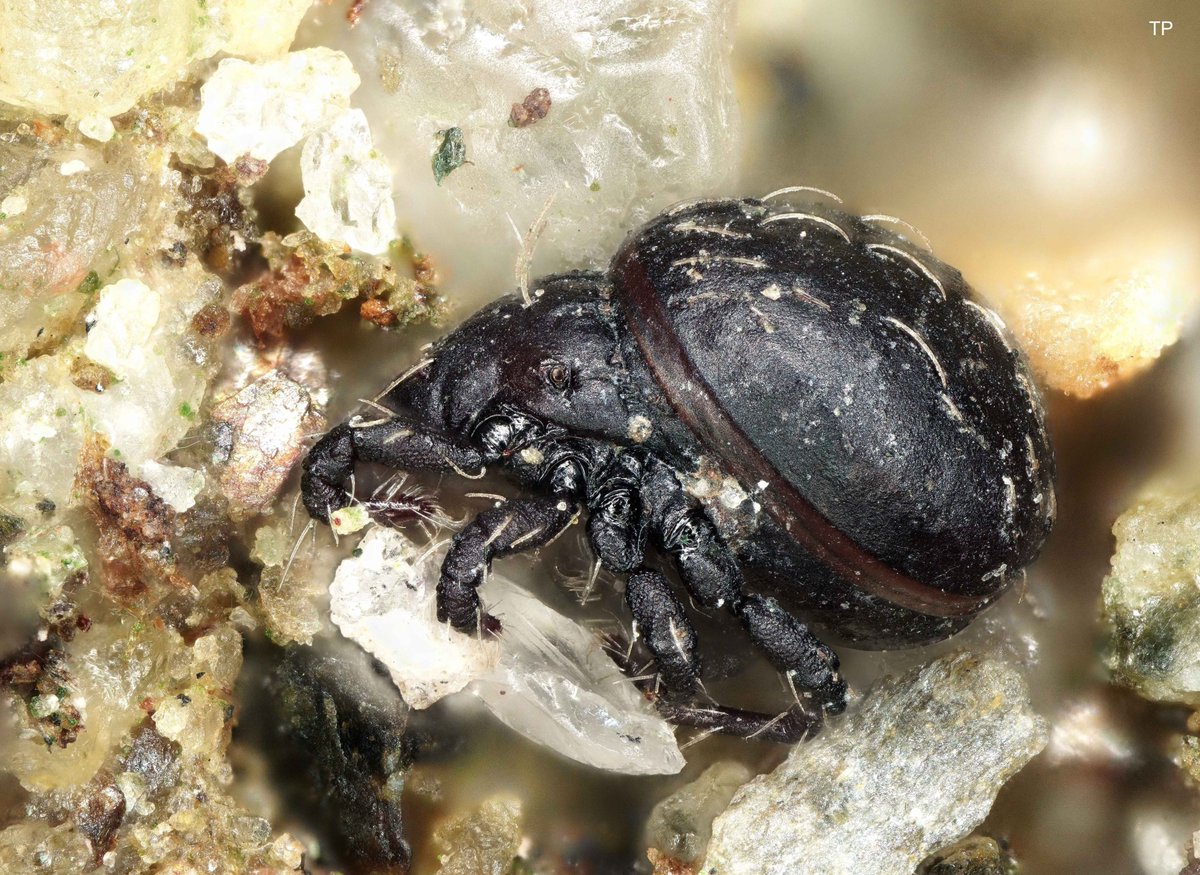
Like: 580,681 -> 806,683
302,192 -> 1055,742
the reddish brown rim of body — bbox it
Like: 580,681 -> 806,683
612,249 -> 994,620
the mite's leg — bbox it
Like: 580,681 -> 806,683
438,498 -> 577,634
641,461 -> 848,713
601,631 -> 820,744
624,569 -> 700,697
587,486 -> 647,573
302,420 -> 485,523
654,700 -> 821,744
732,594 -> 846,713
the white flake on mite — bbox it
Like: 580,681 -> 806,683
882,316 -> 948,388
761,211 -> 851,244
760,283 -> 783,300
964,299 -> 1014,352
866,243 -> 946,302
981,562 -> 1009,582
1002,475 -> 1017,524
1023,434 -> 1041,475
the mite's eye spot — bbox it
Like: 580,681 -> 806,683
541,360 -> 571,391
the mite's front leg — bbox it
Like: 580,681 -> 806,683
438,498 -> 577,634
302,419 -> 485,523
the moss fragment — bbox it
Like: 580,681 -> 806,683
432,127 -> 467,185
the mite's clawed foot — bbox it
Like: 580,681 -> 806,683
601,632 -> 838,743
655,699 -> 822,745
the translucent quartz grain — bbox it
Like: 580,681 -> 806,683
329,527 -> 500,709
210,371 -> 326,518
331,526 -> 686,774
311,0 -> 738,293
0,133 -> 156,358
296,109 -> 398,254
0,262 -> 222,510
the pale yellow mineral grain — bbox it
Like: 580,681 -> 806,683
434,796 -> 525,875
152,624 -> 241,768
251,509 -> 329,646
4,620 -> 177,791
0,821 -> 94,874
0,129 -> 159,360
0,0 -> 223,120
0,1 -> 313,123
224,0 -> 313,60
0,257 -> 224,513
296,108 -> 397,254
980,230 -> 1200,398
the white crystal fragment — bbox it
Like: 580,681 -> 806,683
471,582 -> 685,776
138,461 -> 205,513
58,159 -> 88,176
1131,801 -> 1192,875
311,0 -> 738,293
196,48 -> 361,164
78,114 -> 116,143
296,109 -> 397,254
77,261 -> 221,480
330,528 -> 499,709
703,653 -> 1048,875
84,279 -> 161,380
331,527 -> 685,774
0,194 -> 28,218
330,505 -> 371,535
0,356 -> 86,504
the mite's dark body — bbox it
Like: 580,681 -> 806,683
303,196 -> 1055,742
